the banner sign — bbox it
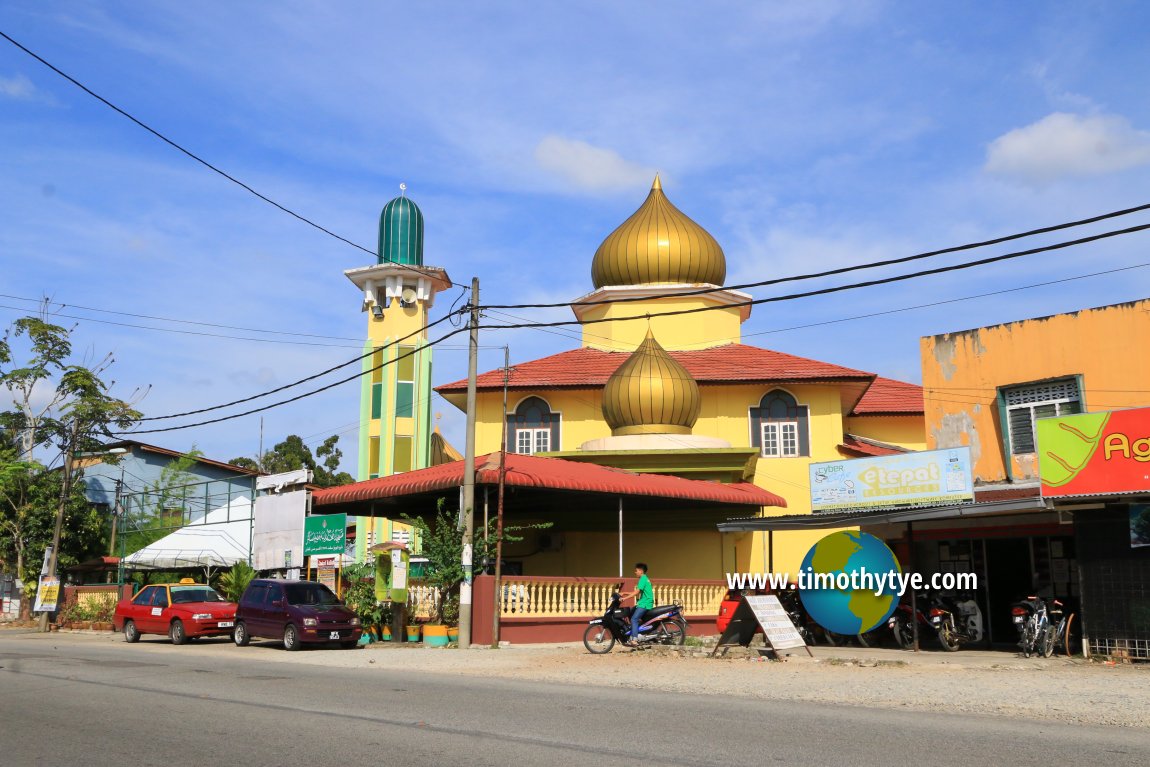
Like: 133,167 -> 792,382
33,576 -> 59,613
809,447 -> 973,512
302,514 -> 347,556
1038,408 -> 1150,498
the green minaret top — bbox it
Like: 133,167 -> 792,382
378,186 -> 424,266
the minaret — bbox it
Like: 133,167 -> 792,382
344,186 -> 452,557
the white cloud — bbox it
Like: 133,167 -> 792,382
985,112 -> 1150,183
533,135 -> 656,192
0,74 -> 40,100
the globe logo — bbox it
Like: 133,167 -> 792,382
798,531 -> 901,635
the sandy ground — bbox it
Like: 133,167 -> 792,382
9,627 -> 1148,729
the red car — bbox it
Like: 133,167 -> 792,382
114,579 -> 237,644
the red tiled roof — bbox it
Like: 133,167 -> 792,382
837,434 -> 910,458
436,344 -> 873,393
850,376 -> 924,415
313,452 -> 786,509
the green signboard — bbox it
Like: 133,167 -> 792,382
302,514 -> 347,556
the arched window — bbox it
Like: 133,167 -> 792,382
509,396 -> 560,455
750,390 -> 809,458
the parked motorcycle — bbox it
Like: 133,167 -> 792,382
777,585 -> 848,646
1012,595 -> 1067,658
583,591 -> 688,654
928,593 -> 983,651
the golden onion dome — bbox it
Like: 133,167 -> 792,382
602,329 -> 701,436
591,175 -> 726,288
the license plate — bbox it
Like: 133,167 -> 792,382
1013,616 -> 1024,624
329,631 -> 341,640
219,621 -> 234,628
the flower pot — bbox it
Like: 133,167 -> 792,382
447,627 -> 460,643
405,624 -> 422,642
423,624 -> 449,647
381,626 -> 392,641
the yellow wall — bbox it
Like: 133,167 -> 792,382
844,415 -> 928,451
921,299 -> 1150,483
579,297 -> 744,351
473,381 -> 921,578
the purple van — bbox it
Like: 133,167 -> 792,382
233,579 -> 362,650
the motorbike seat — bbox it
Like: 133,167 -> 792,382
638,605 -> 678,620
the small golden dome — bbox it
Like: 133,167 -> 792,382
591,175 -> 726,288
602,329 -> 701,436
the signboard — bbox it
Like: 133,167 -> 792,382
33,576 -> 59,613
390,548 -> 409,603
316,567 -> 338,591
809,447 -> 973,512
302,514 -> 347,556
743,595 -> 808,650
1038,408 -> 1150,498
712,594 -> 811,657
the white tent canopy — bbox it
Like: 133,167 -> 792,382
122,498 -> 252,570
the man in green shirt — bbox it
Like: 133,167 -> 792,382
620,562 -> 654,646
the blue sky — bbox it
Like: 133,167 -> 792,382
4,2 -> 1150,472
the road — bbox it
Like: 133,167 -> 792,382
1,632 -> 1147,766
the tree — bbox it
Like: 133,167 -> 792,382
229,434 -> 354,488
0,308 -> 141,618
402,499 -> 549,624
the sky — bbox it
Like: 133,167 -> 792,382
4,2 -> 1150,474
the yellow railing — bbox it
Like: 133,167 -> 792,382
496,577 -> 726,619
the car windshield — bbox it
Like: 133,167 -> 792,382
285,583 -> 341,606
170,586 -> 226,604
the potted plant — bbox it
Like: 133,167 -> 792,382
90,594 -> 116,631
443,595 -> 460,643
343,562 -> 386,642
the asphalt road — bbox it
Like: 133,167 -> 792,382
1,632 -> 1147,767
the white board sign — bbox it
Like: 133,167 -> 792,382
743,595 -> 808,650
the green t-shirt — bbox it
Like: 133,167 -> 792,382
636,574 -> 654,609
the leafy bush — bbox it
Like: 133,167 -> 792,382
218,562 -> 256,603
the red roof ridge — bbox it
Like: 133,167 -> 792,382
850,375 -> 924,416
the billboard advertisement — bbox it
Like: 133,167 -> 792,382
809,447 -> 973,513
1037,407 -> 1150,498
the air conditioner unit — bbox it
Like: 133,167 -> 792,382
538,532 -> 564,552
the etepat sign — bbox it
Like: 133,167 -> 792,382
302,514 -> 347,556
1038,407 -> 1150,498
809,447 -> 973,513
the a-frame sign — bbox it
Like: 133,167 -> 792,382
712,594 -> 813,658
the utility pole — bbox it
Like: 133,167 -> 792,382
458,277 -> 479,648
38,419 -> 78,632
491,346 -> 509,648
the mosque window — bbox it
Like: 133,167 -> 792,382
395,346 -> 416,418
393,435 -> 413,473
509,396 -> 560,455
370,348 -> 384,420
750,390 -> 809,458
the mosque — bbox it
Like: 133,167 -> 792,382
320,176 -> 926,584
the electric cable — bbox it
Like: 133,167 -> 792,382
475,221 -> 1150,329
0,29 -> 460,286
120,325 -> 471,434
138,310 -> 463,421
481,203 -> 1150,310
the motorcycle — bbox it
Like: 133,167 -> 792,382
928,593 -> 983,651
1011,595 -> 1064,658
776,585 -> 848,646
889,591 -> 932,649
583,590 -> 688,654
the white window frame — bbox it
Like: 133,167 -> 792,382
760,421 -> 799,458
516,428 -> 551,455
1004,379 -> 1081,455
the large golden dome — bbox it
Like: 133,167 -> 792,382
591,175 -> 726,289
602,329 -> 701,436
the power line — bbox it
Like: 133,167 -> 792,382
0,293 -> 364,342
475,220 -> 1150,329
120,325 -> 471,434
139,310 -> 464,421
0,303 -> 365,348
0,29 -> 459,286
482,202 -> 1150,310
